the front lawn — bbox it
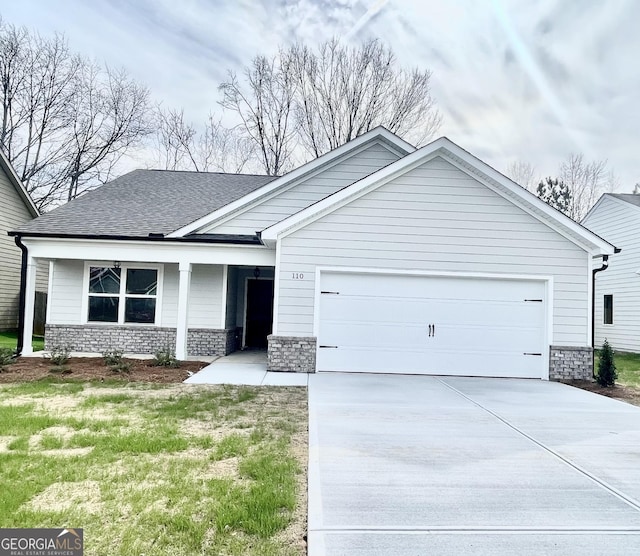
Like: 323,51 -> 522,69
0,380 -> 307,555
0,331 -> 45,352
609,350 -> 640,387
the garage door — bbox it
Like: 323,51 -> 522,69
317,272 -> 547,378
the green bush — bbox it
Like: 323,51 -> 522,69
596,339 -> 617,387
46,344 -> 72,366
152,346 -> 180,368
102,349 -> 132,373
102,349 -> 124,366
0,347 -> 15,371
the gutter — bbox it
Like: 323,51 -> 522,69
7,231 -> 262,245
13,235 -> 28,357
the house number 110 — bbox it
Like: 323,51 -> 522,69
291,273 -> 304,280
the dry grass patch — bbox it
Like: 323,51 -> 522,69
0,380 -> 308,556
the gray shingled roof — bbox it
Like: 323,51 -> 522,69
15,169 -> 277,237
610,193 -> 640,208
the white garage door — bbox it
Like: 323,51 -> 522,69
317,272 -> 547,378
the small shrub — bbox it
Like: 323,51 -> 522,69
596,339 -> 617,387
152,346 -> 180,368
102,349 -> 124,367
47,344 -> 72,366
109,361 -> 133,374
0,347 -> 15,371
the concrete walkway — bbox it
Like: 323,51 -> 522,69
308,373 -> 640,555
184,350 -> 308,386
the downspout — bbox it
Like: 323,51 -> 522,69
14,234 -> 28,357
591,255 -> 609,349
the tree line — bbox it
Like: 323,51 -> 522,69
0,17 -> 629,220
0,19 -> 441,210
506,156 -> 619,221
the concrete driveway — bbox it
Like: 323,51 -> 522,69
308,373 -> 640,555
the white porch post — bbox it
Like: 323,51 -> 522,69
22,256 -> 37,356
175,262 -> 192,360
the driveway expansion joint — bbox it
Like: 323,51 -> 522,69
437,378 -> 640,514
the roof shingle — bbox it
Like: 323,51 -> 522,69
609,193 -> 640,208
15,169 -> 277,237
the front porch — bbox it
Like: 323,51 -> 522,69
19,237 -> 277,361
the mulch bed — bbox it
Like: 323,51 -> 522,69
0,357 -> 209,383
561,379 -> 640,407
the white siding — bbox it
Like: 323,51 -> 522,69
276,156 -> 590,346
583,197 -> 640,352
48,262 -> 227,330
0,165 -> 48,328
187,264 -> 224,328
206,142 -> 400,234
161,264 -> 179,327
48,260 -> 84,324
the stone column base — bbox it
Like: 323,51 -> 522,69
549,346 -> 593,380
267,335 -> 316,373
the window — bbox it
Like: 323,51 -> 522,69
603,294 -> 613,325
87,265 -> 159,324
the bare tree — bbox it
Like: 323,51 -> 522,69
219,53 -> 297,176
60,64 -> 151,203
218,38 -> 442,174
154,107 -> 254,173
0,20 -> 151,209
505,160 -> 538,192
559,154 -> 608,221
154,107 -> 198,171
289,39 -> 441,157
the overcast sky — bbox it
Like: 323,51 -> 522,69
3,0 -> 638,189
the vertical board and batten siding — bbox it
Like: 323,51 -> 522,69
206,142 -> 400,235
187,264 -> 224,328
48,261 -> 226,329
48,260 -> 84,325
583,197 -> 640,352
0,167 -> 46,328
276,156 -> 590,346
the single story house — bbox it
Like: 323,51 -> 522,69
582,193 -> 640,352
11,128 -> 616,379
0,150 -> 47,331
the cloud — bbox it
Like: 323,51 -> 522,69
1,0 -> 639,188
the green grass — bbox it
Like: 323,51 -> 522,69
0,381 -> 306,555
0,330 -> 45,351
596,349 -> 640,387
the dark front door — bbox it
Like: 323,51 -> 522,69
245,279 -> 274,348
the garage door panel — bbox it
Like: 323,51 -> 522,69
317,272 -> 547,378
320,321 -> 427,347
317,346 -> 543,378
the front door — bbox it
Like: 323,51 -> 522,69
244,279 -> 274,348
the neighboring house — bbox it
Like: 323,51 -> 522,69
11,128 -> 616,380
582,194 -> 640,352
0,150 -> 47,331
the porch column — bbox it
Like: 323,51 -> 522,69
175,262 -> 192,360
21,256 -> 37,356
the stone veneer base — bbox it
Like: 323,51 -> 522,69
549,345 -> 594,381
268,335 -> 316,373
45,325 -> 234,357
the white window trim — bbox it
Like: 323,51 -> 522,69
81,261 -> 164,326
